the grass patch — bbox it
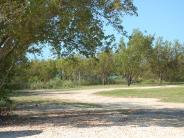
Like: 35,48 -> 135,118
97,87 -> 184,103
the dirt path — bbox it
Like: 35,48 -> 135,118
0,85 -> 184,138
42,85 -> 184,110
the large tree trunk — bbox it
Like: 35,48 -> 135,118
127,75 -> 132,86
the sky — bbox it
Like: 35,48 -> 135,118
117,0 -> 184,42
29,0 -> 184,59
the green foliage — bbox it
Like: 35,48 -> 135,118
62,80 -> 77,88
97,51 -> 114,85
149,38 -> 184,84
0,89 -> 12,108
28,60 -> 57,82
1,29 -> 184,92
29,79 -> 76,89
1,0 -> 184,108
0,96 -> 12,108
139,79 -> 159,84
29,81 -> 47,90
0,0 -> 137,97
115,30 -> 154,86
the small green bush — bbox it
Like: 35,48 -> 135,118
28,79 -> 77,89
0,89 -> 13,108
46,78 -> 63,88
0,97 -> 12,108
140,79 -> 159,84
29,81 -> 45,89
0,95 -> 13,116
62,80 -> 76,88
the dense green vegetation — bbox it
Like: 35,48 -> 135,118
7,30 -> 184,90
0,0 -> 137,108
97,87 -> 184,103
0,1 -> 184,110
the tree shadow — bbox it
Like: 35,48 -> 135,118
0,130 -> 42,138
1,108 -> 184,128
14,101 -> 103,111
9,90 -> 76,97
3,90 -> 184,128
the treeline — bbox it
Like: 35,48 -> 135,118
9,30 -> 184,89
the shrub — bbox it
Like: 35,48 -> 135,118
0,89 -> 13,116
62,80 -> 76,88
140,79 -> 159,84
28,79 -> 77,89
29,81 -> 46,89
0,96 -> 12,108
46,78 -> 63,88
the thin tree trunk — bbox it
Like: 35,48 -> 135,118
78,71 -> 81,85
102,78 -> 105,85
102,73 -> 105,85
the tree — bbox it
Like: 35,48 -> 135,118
116,30 -> 153,86
168,41 -> 184,81
81,57 -> 99,84
149,38 -> 170,84
56,57 -> 81,81
149,39 -> 184,84
0,0 -> 137,92
28,60 -> 57,83
97,50 -> 114,85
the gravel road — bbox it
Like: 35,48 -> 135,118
0,85 -> 184,138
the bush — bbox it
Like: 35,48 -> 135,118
0,89 -> 13,116
139,79 -> 159,84
7,82 -> 29,90
0,96 -> 12,108
62,80 -> 76,88
29,81 -> 46,89
28,79 -> 77,89
46,78 -> 63,88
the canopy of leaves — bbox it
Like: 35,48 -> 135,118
0,0 -> 137,59
0,0 -> 137,90
116,29 -> 153,85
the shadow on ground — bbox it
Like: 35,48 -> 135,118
0,130 -> 42,138
9,90 -> 75,97
1,108 -> 184,128
2,90 -> 184,128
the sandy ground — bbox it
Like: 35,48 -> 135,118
0,85 -> 184,138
